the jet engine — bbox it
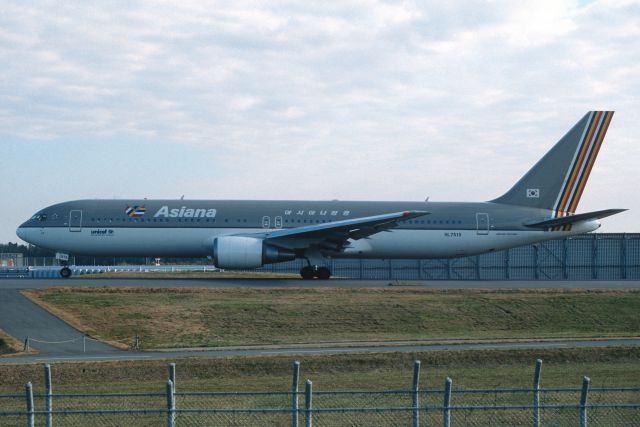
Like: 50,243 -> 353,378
212,236 -> 296,269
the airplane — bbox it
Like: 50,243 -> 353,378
17,111 -> 625,279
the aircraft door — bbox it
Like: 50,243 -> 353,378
476,213 -> 489,235
69,210 -> 83,232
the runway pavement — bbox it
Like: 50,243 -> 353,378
1,277 -> 639,363
3,278 -> 640,290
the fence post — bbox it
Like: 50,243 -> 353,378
534,244 -> 539,280
44,363 -> 53,427
26,382 -> 34,427
562,239 -> 568,279
168,363 -> 176,393
291,361 -> 300,427
580,376 -> 590,427
412,360 -> 421,427
533,359 -> 542,427
505,249 -> 510,279
305,379 -> 313,427
166,379 -> 175,427
83,335 -> 86,353
443,377 -> 452,427
592,235 -> 598,279
621,234 -> 627,279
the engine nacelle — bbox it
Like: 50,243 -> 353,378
212,236 -> 296,269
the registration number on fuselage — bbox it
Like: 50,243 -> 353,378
444,232 -> 462,237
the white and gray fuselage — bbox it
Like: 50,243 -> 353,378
16,199 -> 598,259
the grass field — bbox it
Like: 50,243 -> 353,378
0,329 -> 28,356
1,347 -> 639,393
23,287 -> 640,349
0,330 -> 39,358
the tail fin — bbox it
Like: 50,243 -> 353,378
491,111 -> 614,213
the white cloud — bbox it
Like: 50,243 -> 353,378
1,0 -> 640,241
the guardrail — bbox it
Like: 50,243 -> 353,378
0,265 -> 220,279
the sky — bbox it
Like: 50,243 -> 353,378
1,0 -> 640,243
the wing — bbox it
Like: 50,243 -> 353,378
240,210 -> 429,253
524,208 -> 626,228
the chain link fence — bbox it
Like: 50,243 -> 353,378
1,359 -> 639,426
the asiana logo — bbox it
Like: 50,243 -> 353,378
154,206 -> 217,218
125,205 -> 146,217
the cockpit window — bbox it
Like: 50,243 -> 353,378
30,214 -> 48,222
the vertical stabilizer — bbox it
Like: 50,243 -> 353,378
491,111 -> 614,213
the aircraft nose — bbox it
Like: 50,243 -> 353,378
16,225 -> 29,242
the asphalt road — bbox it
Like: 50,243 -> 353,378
0,289 -> 121,356
2,337 -> 639,364
1,277 -> 639,363
3,278 -> 640,289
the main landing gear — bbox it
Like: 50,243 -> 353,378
300,265 -> 331,280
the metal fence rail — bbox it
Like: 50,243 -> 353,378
4,233 -> 640,280
1,360 -> 639,426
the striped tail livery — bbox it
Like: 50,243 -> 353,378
492,111 -> 620,230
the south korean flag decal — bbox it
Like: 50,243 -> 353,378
526,188 -> 540,198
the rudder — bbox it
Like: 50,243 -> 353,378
491,111 -> 614,213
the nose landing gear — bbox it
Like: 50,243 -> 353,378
59,267 -> 72,278
300,265 -> 331,280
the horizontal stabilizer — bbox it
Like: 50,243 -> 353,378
524,209 -> 626,228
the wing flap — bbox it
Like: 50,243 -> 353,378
245,210 -> 429,243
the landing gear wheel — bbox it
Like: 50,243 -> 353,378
315,267 -> 331,280
59,267 -> 72,278
300,266 -> 315,280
